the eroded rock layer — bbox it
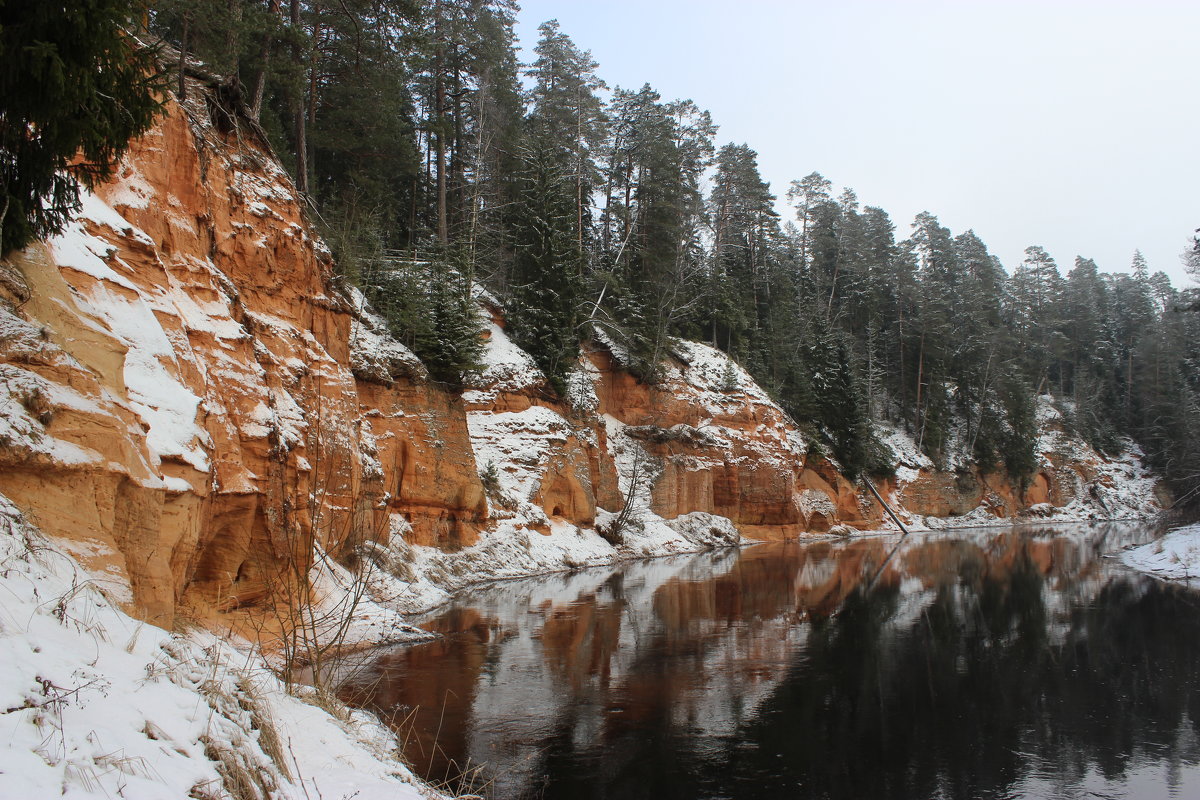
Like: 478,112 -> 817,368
0,84 -> 1164,623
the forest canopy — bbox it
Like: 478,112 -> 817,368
18,1 -> 1199,507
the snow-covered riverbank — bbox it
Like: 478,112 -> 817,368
0,477 -> 1173,800
0,494 -> 442,800
1122,523 -> 1200,584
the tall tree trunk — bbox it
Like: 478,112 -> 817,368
825,260 -> 840,320
306,25 -> 319,188
576,93 -> 585,271
250,62 -> 269,121
1126,345 -> 1133,421
226,0 -> 243,76
450,50 -> 464,238
799,201 -> 810,270
433,8 -> 448,247
178,12 -> 189,102
250,0 -> 284,122
600,144 -> 617,254
429,0 -> 448,244
290,0 -> 307,195
914,330 -> 926,447
622,156 -> 633,256
435,72 -> 448,245
466,78 -> 486,265
898,305 -> 906,423
408,173 -> 419,250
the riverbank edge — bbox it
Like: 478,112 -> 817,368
1120,521 -> 1200,584
376,511 -> 1169,624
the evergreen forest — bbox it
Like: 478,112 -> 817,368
38,2 -> 1200,508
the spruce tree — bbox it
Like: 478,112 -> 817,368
525,19 -> 606,263
1109,253 -> 1157,427
903,212 -> 959,459
502,19 -> 608,394
1,0 -> 164,255
363,248 -> 483,388
786,171 -> 832,272
1007,245 -> 1066,393
507,130 -> 584,395
952,231 -> 1009,461
1063,256 -> 1120,450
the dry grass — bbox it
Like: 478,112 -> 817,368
299,683 -> 353,723
200,734 -> 275,800
235,675 -> 291,781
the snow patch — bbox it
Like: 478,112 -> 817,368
0,492 -> 441,800
42,197 -> 213,472
463,314 -> 544,403
468,406 -> 572,504
879,424 -> 934,485
346,287 -> 426,384
663,339 -> 775,414
79,282 -> 211,471
47,212 -> 136,292
1122,524 -> 1200,584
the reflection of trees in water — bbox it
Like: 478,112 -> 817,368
684,556 -> 1200,800
523,542 -> 1200,799
346,528 -> 1200,800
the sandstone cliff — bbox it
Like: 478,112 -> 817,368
0,81 -> 1165,626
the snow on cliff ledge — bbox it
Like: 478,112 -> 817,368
46,188 -> 213,473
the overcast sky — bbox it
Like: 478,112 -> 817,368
513,0 -> 1198,285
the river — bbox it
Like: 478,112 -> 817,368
341,523 -> 1200,799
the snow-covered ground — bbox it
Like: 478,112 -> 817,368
0,492 -> 443,800
361,510 -> 740,615
1122,523 -> 1200,585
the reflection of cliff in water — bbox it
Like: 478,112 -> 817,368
343,524 -> 1200,799
685,543 -> 1200,799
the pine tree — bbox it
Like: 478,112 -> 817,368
786,171 -> 832,272
408,0 -> 522,252
707,143 -> 778,357
1110,251 -> 1157,426
903,212 -> 959,458
501,19 -> 609,394
859,206 -> 899,417
307,0 -> 421,263
1007,245 -> 1066,393
595,84 -> 712,380
951,231 -> 1009,461
1063,256 -> 1119,450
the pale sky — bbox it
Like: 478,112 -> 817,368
514,0 -> 1199,285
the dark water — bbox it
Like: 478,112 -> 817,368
341,524 -> 1200,799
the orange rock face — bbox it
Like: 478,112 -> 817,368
0,84 -> 1162,629
888,403 -> 1166,525
589,346 -> 882,538
0,87 -> 488,624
